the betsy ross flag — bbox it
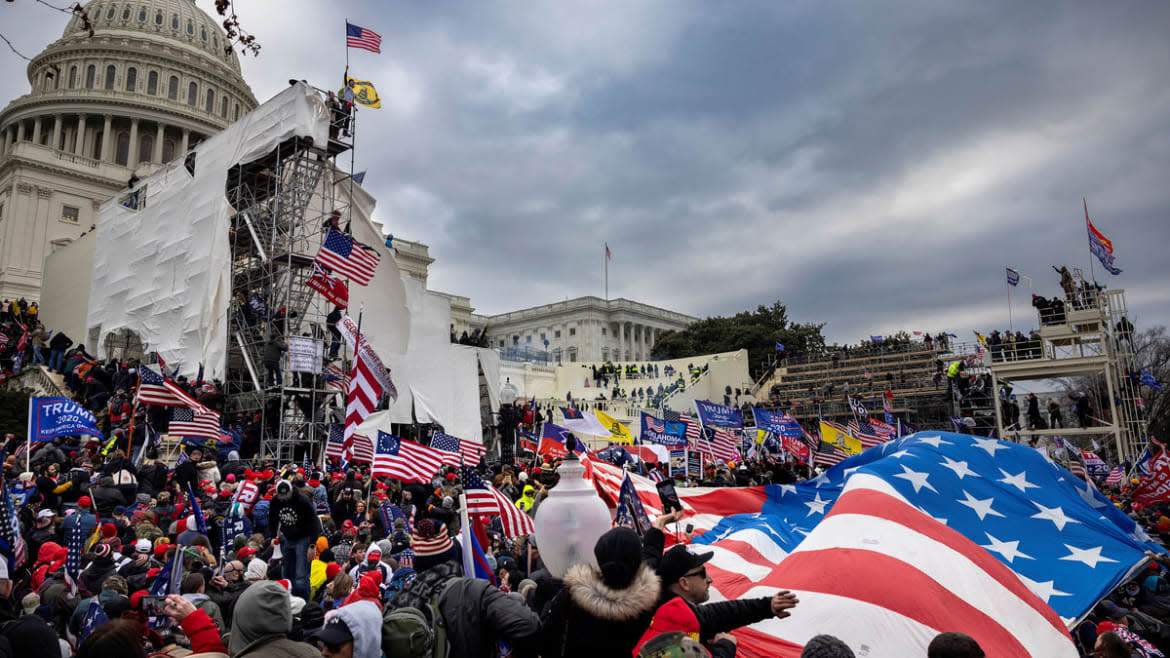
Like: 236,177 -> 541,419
315,229 -> 380,285
372,432 -> 444,483
1085,198 -> 1122,276
345,22 -> 382,53
306,263 -> 349,308
169,407 -> 221,441
462,467 -> 535,537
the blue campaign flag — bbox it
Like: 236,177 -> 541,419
541,422 -> 587,453
27,397 -> 103,441
775,342 -> 785,352
80,599 -> 108,641
353,170 -> 366,185
691,431 -> 1161,624
870,335 -> 884,344
186,484 -> 208,536
1140,370 -> 1163,391
752,407 -> 802,439
641,412 -> 687,447
694,400 -> 743,429
247,292 -> 268,319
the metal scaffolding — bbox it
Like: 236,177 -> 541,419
989,274 -> 1148,461
223,108 -> 356,463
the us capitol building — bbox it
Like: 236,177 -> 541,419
0,0 -> 696,363
0,0 -> 257,301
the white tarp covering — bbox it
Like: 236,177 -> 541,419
86,83 -> 328,380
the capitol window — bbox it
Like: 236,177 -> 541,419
139,134 -> 153,163
162,139 -> 175,162
69,66 -> 77,89
201,27 -> 207,41
205,88 -> 214,112
125,67 -> 136,92
138,8 -> 146,21
147,71 -> 157,95
171,14 -> 178,30
187,82 -> 197,105
570,327 -> 577,336
85,65 -> 95,89
155,12 -> 162,25
107,6 -> 115,20
122,6 -> 130,20
105,65 -> 116,90
234,104 -> 240,121
221,96 -> 228,118
167,75 -> 178,100
115,132 -> 129,165
61,206 -> 79,224
187,20 -> 193,35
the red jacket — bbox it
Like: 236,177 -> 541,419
180,608 -> 226,655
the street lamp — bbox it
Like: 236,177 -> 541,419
533,452 -> 613,578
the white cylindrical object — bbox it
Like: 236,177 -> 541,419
533,454 -> 613,578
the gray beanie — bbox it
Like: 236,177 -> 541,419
801,634 -> 855,658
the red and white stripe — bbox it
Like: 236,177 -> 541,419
350,433 -> 374,463
1104,466 -> 1124,486
709,428 -> 742,463
697,474 -> 1076,657
468,485 -> 535,538
680,414 -> 702,441
847,421 -> 885,450
461,440 -> 487,465
344,351 -> 382,460
168,409 -> 221,441
868,418 -> 897,440
372,439 -> 444,484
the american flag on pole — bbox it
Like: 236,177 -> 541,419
314,229 -> 380,285
704,427 -> 742,464
344,348 -> 383,459
168,407 -> 221,441
372,432 -> 444,484
814,440 -> 850,467
847,419 -> 889,451
350,433 -> 375,464
462,467 -> 535,537
306,262 -> 349,308
1104,466 -> 1124,486
868,418 -> 898,441
345,22 -> 382,54
431,432 -> 485,466
64,519 -> 83,595
325,424 -> 347,463
325,362 -> 349,393
137,366 -> 213,414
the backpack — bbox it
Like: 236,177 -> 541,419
382,589 -> 446,658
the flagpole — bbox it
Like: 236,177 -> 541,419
26,397 -> 32,473
1006,272 -> 1013,334
604,242 -> 609,301
1084,198 -> 1097,286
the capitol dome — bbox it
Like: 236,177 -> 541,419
0,0 -> 259,300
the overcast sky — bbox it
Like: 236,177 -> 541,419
3,1 -> 1169,345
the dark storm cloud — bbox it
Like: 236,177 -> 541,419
4,1 -> 1168,342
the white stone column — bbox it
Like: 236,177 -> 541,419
179,128 -> 189,155
15,121 -> 25,142
101,115 -> 112,161
31,117 -> 42,144
74,113 -> 87,156
153,122 -> 164,163
51,114 -> 62,151
128,118 -> 140,169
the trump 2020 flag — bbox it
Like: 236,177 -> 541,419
28,397 -> 103,441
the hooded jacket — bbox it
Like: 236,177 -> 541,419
538,562 -> 661,658
227,581 -> 319,658
325,599 -> 382,658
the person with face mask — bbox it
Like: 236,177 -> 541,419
269,479 -> 323,601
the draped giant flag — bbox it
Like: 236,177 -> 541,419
584,432 -> 1160,656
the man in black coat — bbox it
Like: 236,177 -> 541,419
269,479 -> 322,601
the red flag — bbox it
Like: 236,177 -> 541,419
306,263 -> 349,308
781,434 -> 810,462
1134,452 -> 1170,504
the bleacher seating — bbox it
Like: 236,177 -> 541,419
756,341 -> 980,428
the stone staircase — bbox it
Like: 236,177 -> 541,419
2,365 -> 70,397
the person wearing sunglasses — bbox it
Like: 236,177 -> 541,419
646,543 -> 799,654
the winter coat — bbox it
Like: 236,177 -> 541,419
538,562 -> 661,658
179,607 -> 228,657
48,332 -> 71,351
183,592 -> 226,632
388,561 -> 541,658
656,590 -> 775,643
91,483 -> 126,517
328,600 -> 382,658
228,581 -> 318,658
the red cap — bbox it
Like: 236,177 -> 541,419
275,579 -> 291,591
78,496 -> 92,508
309,479 -> 320,488
445,473 -> 456,482
153,545 -> 169,560
326,563 -> 342,579
101,523 -> 116,539
237,546 -> 257,559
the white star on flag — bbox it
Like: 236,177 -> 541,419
1059,544 -> 1118,568
893,465 -> 938,494
915,434 -> 953,448
805,493 -> 830,516
973,437 -> 1007,457
1017,574 -> 1073,604
1030,502 -> 1079,532
939,456 -> 980,480
998,469 -> 1040,493
981,533 -> 1034,563
956,490 -> 1006,521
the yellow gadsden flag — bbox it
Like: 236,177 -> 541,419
820,420 -> 861,455
342,77 -> 381,108
594,409 -> 634,444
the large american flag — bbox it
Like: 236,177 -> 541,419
344,349 -> 383,460
582,430 -> 1151,656
315,229 -> 380,285
372,432 -> 444,484
169,407 -> 221,441
431,432 -> 485,466
137,366 -> 213,414
462,467 -> 535,537
345,22 -> 382,54
663,410 -> 702,441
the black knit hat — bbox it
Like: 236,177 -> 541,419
593,527 -> 642,589
800,634 -> 855,658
